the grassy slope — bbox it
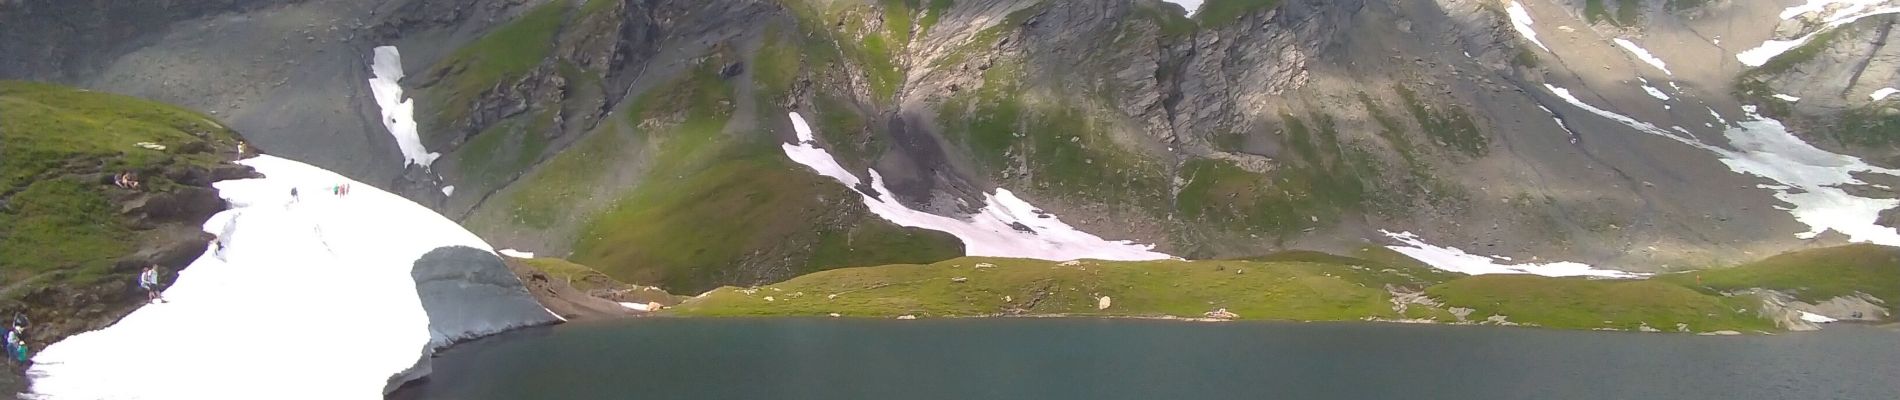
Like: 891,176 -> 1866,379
0,81 -> 240,284
938,59 -> 1169,213
669,245 -> 1897,332
1428,275 -> 1774,331
417,1 -> 569,144
669,257 -> 1401,320
566,57 -> 960,293
1658,244 -> 1900,314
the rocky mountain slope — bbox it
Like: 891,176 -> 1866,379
6,0 -> 1898,294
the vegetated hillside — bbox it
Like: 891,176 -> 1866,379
0,81 -> 255,347
8,0 -> 1900,294
668,244 -> 1898,333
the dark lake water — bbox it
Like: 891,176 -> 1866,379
391,318 -> 1900,400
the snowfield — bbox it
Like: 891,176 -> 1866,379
1739,3 -> 1900,67
781,112 -> 1173,262
1546,84 -> 1900,246
1872,87 -> 1899,100
368,46 -> 439,169
1614,38 -> 1672,75
26,156 -> 558,399
1380,231 -> 1643,278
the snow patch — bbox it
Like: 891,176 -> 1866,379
1740,6 -> 1900,66
1547,84 -> 1900,246
1506,2 -> 1552,52
1799,311 -> 1840,323
1380,231 -> 1643,278
781,112 -> 1172,262
1162,0 -> 1202,17
367,46 -> 439,169
1536,105 -> 1580,143
27,155 -> 557,399
1781,0 -> 1888,20
441,185 -> 455,197
1772,93 -> 1803,102
498,249 -> 535,258
1639,78 -> 1673,101
619,302 -> 654,312
1872,87 -> 1899,100
1614,38 -> 1673,75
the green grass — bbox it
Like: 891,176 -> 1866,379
808,217 -> 964,275
1196,0 -> 1281,27
505,118 -> 624,229
1658,244 -> 1900,314
1584,0 -> 1611,24
1174,112 -> 1387,236
1396,85 -> 1488,157
453,110 -> 553,191
786,0 -> 911,101
0,81 -> 241,285
813,93 -> 876,164
940,60 -> 1167,211
752,24 -> 803,98
1175,158 -> 1326,235
665,245 -> 1895,333
1833,106 -> 1900,146
917,0 -> 954,35
1615,0 -> 1642,26
1428,275 -> 1775,331
417,1 -> 569,143
566,58 -> 960,293
0,178 -> 133,284
0,81 -> 235,190
669,257 -> 1401,320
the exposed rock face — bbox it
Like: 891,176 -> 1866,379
9,0 -> 1900,291
0,0 -> 294,81
410,246 -> 564,347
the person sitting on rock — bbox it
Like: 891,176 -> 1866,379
119,171 -> 141,190
139,265 -> 165,304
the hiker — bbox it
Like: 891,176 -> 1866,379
3,327 -> 19,365
139,265 -> 165,303
331,183 -> 351,197
11,311 -> 26,334
289,187 -> 301,204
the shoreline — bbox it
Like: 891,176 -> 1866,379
589,313 -> 1900,336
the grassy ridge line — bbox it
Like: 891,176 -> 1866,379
1656,244 -> 1900,315
0,81 -> 242,284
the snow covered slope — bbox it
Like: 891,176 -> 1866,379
25,155 -> 559,399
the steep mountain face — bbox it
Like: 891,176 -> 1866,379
8,0 -> 1897,294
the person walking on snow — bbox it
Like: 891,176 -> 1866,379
139,265 -> 165,304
